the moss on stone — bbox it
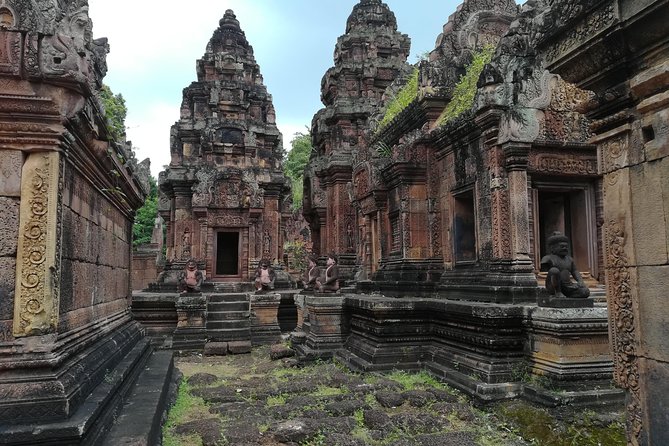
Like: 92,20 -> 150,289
437,45 -> 496,126
377,67 -> 419,134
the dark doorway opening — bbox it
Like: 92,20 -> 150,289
216,232 -> 239,276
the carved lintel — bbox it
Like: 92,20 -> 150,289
13,152 -> 61,337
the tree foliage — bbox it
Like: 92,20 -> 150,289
284,132 -> 313,210
100,84 -> 127,142
132,176 -> 159,247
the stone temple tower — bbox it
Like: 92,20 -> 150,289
303,0 -> 411,279
159,10 -> 290,284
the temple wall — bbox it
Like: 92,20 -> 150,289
59,172 -> 131,332
0,149 -> 21,343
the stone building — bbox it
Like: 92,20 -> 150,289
0,0 -> 153,442
303,0 -> 411,280
295,0 -> 616,427
295,0 -> 669,443
536,0 -> 669,443
158,10 -> 291,284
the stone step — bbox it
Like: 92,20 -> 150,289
207,310 -> 250,321
212,282 -> 254,293
207,328 -> 252,342
102,350 -> 175,446
207,293 -> 250,303
207,301 -> 250,312
207,319 -> 251,331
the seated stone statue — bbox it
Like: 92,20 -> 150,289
178,259 -> 203,293
540,232 -> 590,299
316,254 -> 339,293
254,259 -> 276,292
303,255 -> 321,291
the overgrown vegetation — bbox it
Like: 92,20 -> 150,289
132,176 -> 159,247
437,44 -> 496,126
163,348 -> 624,446
376,67 -> 419,134
283,131 -> 313,211
283,239 -> 308,273
99,84 -> 127,142
386,369 -> 451,391
163,380 -> 209,446
495,401 -> 626,446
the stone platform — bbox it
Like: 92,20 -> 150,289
290,293 -> 623,408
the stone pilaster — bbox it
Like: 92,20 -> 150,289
503,143 -> 533,272
13,151 -> 61,338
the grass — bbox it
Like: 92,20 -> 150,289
162,380 -> 211,446
386,369 -> 449,391
495,400 -> 626,446
311,385 -> 348,397
376,67 -> 419,135
266,393 -> 288,407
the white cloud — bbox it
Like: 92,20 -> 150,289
124,102 -> 179,178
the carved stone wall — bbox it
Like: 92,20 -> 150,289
0,0 -> 148,432
536,0 -> 669,443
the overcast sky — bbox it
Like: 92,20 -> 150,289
87,1 -> 466,177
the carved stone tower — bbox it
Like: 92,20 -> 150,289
159,10 -> 290,283
303,0 -> 410,279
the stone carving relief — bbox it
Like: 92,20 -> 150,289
605,218 -> 642,443
192,168 -> 216,206
543,2 -> 617,64
529,154 -> 597,175
0,29 -> 20,75
14,153 -> 60,337
39,1 -> 95,83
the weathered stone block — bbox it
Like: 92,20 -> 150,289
0,197 -> 19,256
204,342 -> 228,356
639,357 -> 669,446
637,265 -> 669,363
537,296 -> 594,308
270,344 -> 295,360
0,257 -> 16,320
630,161 -> 668,266
228,340 -> 252,354
0,149 -> 23,197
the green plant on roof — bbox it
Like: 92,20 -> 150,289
437,44 -> 496,126
376,67 -> 419,134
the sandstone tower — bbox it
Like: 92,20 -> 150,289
303,0 -> 411,280
159,10 -> 291,284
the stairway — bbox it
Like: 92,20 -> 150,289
206,293 -> 251,342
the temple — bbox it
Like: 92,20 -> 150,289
158,10 -> 291,286
0,0 -> 667,444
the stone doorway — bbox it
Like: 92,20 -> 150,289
531,182 -> 599,283
215,231 -> 240,277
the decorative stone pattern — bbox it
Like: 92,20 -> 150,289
159,10 -> 290,282
13,152 -> 60,337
